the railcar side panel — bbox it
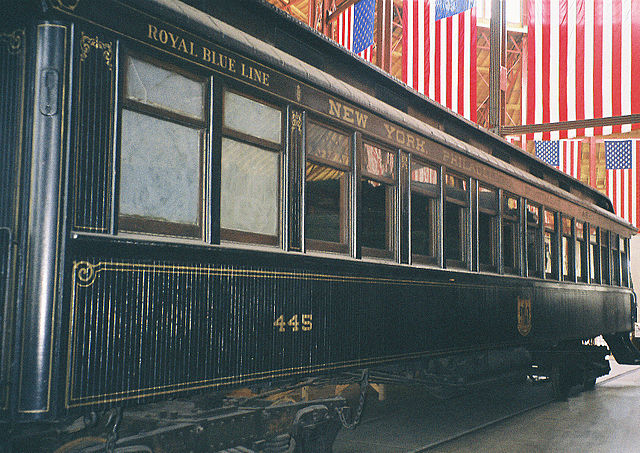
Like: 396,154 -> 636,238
61,238 -> 633,411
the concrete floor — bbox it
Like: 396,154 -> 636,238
334,361 -> 640,453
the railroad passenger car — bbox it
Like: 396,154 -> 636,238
1,0 -> 638,450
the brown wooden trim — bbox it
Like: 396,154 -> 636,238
222,127 -> 282,152
501,113 -> 640,135
362,246 -> 394,260
119,215 -> 202,239
121,99 -> 207,129
221,228 -> 279,246
306,238 -> 349,254
306,155 -> 351,172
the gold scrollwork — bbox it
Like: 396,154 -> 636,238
0,29 -> 25,54
79,32 -> 113,70
291,111 -> 303,134
295,84 -> 302,102
400,153 -> 409,172
75,261 -> 100,287
48,0 -> 81,11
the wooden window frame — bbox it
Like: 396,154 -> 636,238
118,52 -> 209,240
360,141 -> 398,260
543,209 -> 559,280
525,202 -> 542,278
600,229 -> 611,285
304,119 -> 353,254
478,184 -> 499,272
590,226 -> 601,284
561,216 -> 575,282
576,221 -> 588,283
219,87 -> 284,247
410,159 -> 440,266
444,171 -> 470,269
502,192 -> 520,275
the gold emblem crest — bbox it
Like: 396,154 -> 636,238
517,297 -> 531,336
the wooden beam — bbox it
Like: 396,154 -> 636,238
375,0 -> 393,71
326,0 -> 358,23
501,113 -> 640,135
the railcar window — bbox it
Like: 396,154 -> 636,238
562,217 -> 574,281
600,230 -> 611,284
527,203 -> 542,278
590,226 -> 601,283
221,91 -> 282,245
502,193 -> 520,274
622,238 -> 629,287
411,161 -> 439,264
361,143 -> 397,258
444,173 -> 469,267
544,210 -> 558,279
612,234 -> 621,286
478,185 -> 498,271
576,222 -> 588,282
305,121 -> 351,253
119,56 -> 207,238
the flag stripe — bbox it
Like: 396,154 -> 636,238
605,140 -> 640,228
402,0 -> 476,121
527,0 -> 640,139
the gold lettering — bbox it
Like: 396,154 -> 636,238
342,106 -> 354,123
228,58 -> 236,73
168,31 -> 179,48
329,99 -> 342,118
384,123 -> 396,139
189,41 -> 197,57
407,135 -> 415,149
355,111 -> 368,128
177,39 -> 188,53
202,46 -> 211,63
158,29 -> 168,44
263,72 -> 269,86
148,24 -> 158,40
396,130 -> 406,145
416,139 -> 425,153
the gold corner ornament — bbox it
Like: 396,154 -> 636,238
79,32 -> 113,70
0,29 -> 25,54
49,0 -> 81,11
291,111 -> 303,134
517,296 -> 531,336
74,261 -> 100,287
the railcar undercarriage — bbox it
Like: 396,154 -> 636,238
3,342 -> 624,453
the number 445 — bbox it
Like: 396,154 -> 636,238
273,314 -> 312,332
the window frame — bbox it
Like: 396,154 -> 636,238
304,118 -> 354,254
360,140 -> 398,260
477,184 -> 499,272
410,159 -> 441,266
502,192 -> 521,275
219,86 -> 285,247
443,171 -> 470,269
543,208 -> 559,280
525,201 -> 542,278
117,51 -> 210,240
561,216 -> 575,282
576,221 -> 588,283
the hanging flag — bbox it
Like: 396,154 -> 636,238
435,0 -> 475,20
526,0 -> 640,140
402,0 -> 477,122
535,140 -> 582,178
605,139 -> 639,228
337,0 -> 376,62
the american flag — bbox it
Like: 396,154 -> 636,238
337,0 -> 375,62
402,0 -> 477,122
526,0 -> 640,140
605,139 -> 640,228
535,140 -> 582,178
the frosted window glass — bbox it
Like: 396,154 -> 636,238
223,91 -> 281,143
221,138 -> 279,236
307,122 -> 351,166
125,56 -> 204,119
120,109 -> 201,225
